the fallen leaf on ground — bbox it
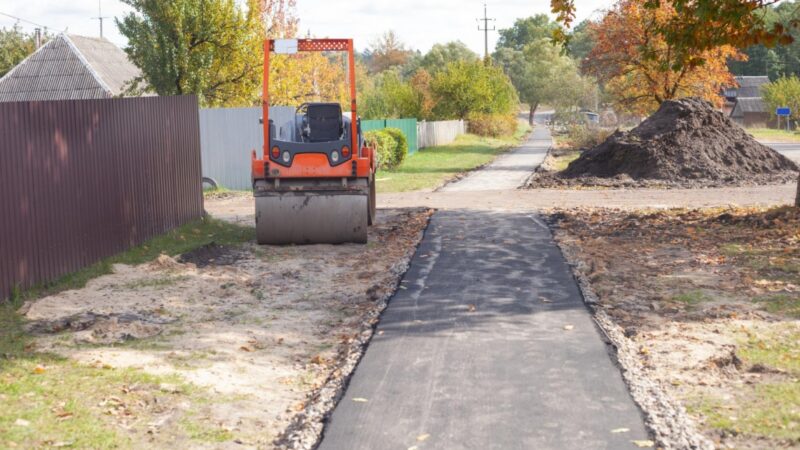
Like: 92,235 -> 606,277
563,325 -> 575,331
632,440 -> 654,448
611,428 -> 629,433
32,365 -> 45,374
14,419 -> 30,427
467,304 -> 476,312
417,433 -> 430,441
539,297 -> 553,303
352,397 -> 368,403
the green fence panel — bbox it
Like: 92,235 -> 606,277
361,119 -> 386,133
386,119 -> 418,154
360,118 -> 419,154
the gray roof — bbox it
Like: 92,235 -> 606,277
732,76 -> 769,98
731,97 -> 766,117
0,34 -> 142,102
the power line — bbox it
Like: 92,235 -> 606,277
0,11 -> 59,33
476,3 -> 496,61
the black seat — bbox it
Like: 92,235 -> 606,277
306,103 -> 343,142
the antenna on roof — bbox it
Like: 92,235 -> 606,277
90,0 -> 110,38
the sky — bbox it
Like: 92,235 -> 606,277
0,0 -> 611,55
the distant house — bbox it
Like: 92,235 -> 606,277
722,76 -> 771,127
0,34 -> 144,102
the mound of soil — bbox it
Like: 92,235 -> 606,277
533,97 -> 798,188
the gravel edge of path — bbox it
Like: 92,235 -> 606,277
273,212 -> 433,450
549,219 -> 715,450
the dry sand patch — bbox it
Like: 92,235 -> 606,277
20,208 -> 431,448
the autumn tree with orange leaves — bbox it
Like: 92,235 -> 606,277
583,0 -> 740,115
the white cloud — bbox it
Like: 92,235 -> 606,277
0,0 -> 612,53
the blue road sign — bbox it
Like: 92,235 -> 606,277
777,107 -> 791,116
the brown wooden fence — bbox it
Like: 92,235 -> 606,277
0,96 -> 203,300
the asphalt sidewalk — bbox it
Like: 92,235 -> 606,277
439,125 -> 551,192
318,125 -> 651,449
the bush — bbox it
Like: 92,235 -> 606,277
364,130 -> 399,170
467,113 -> 517,137
563,124 -> 612,149
382,127 -> 409,167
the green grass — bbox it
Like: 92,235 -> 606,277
738,325 -> 800,374
690,383 -> 800,441
0,301 -> 207,448
672,290 -> 713,306
0,213 -> 254,447
181,416 -> 234,443
376,122 -> 531,193
8,215 -> 254,303
746,127 -> 800,143
550,150 -> 582,172
687,324 -> 800,442
754,294 -> 800,318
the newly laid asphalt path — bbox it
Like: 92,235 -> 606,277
318,126 -> 651,449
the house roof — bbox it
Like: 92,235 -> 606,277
0,34 -> 142,102
731,76 -> 770,98
730,97 -> 767,117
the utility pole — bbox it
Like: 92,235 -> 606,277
476,3 -> 495,62
91,0 -> 110,39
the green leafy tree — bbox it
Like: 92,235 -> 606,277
495,38 -> 581,124
567,19 -> 596,64
420,41 -> 479,73
496,14 -> 562,51
117,0 -> 264,107
762,76 -> 800,123
430,60 -> 517,119
0,26 -> 46,78
361,70 -> 420,119
494,15 -> 590,124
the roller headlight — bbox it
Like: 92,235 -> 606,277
331,150 -> 340,162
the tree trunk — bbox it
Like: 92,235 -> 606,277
795,172 -> 800,207
529,103 -> 538,126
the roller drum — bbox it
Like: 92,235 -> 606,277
255,191 -> 368,244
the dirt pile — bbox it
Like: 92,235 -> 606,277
535,97 -> 798,188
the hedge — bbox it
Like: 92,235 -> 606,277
467,113 -> 517,137
364,127 -> 408,170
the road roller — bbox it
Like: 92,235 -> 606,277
251,38 -> 376,244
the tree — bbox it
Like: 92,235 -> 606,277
553,0 -> 800,205
762,76 -> 800,123
361,70 -> 420,119
496,15 -> 562,51
0,26 -> 45,78
420,41 -> 479,73
118,0 -> 265,107
583,0 -> 740,115
368,30 -> 413,73
495,38 -> 578,124
430,60 -> 517,119
551,0 -> 793,67
409,68 -> 435,120
566,19 -> 596,64
494,15 -> 587,123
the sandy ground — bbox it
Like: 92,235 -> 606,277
21,208 -> 431,448
205,184 -> 797,217
550,207 -> 800,449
